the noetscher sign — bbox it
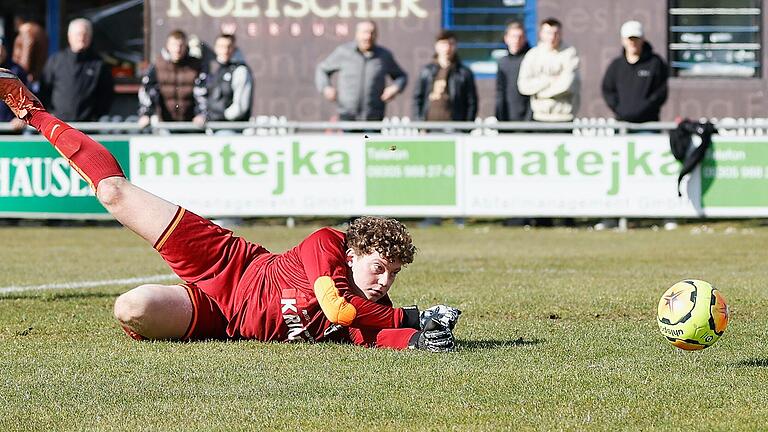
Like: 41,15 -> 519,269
166,0 -> 429,18
150,1 -> 439,121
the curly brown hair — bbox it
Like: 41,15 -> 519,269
346,216 -> 417,264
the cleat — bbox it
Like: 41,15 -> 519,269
0,68 -> 44,119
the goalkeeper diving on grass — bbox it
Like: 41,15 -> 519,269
0,68 -> 461,352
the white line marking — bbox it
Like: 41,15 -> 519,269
0,274 -> 179,295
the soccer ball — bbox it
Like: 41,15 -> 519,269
657,279 -> 730,350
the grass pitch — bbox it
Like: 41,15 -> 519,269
1,221 -> 767,431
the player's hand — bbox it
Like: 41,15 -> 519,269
410,324 -> 456,352
322,86 -> 337,101
420,304 -> 462,330
380,84 -> 400,102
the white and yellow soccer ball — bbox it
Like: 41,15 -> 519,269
657,279 -> 730,351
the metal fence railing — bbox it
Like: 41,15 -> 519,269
2,116 -> 768,136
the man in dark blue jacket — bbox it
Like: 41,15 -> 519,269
413,30 -> 477,122
601,20 -> 668,123
39,18 -> 113,122
495,21 -> 531,122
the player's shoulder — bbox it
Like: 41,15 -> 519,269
297,227 -> 346,256
300,226 -> 345,246
308,226 -> 345,242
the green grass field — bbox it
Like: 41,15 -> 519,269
1,222 -> 767,431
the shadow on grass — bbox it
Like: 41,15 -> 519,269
0,291 -> 118,301
459,337 -> 544,350
735,358 -> 768,368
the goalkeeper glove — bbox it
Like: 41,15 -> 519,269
409,321 -> 456,352
420,304 -> 462,330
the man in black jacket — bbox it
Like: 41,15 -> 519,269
601,20 -> 668,123
413,31 -> 477,228
413,30 -> 477,122
207,34 -> 253,122
39,18 -> 113,121
495,21 -> 531,122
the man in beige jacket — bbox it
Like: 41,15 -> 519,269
517,17 -> 580,122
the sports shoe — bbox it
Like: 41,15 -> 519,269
0,68 -> 43,119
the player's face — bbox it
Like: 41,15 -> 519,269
214,37 -> 235,63
355,22 -> 377,52
504,27 -> 526,54
167,37 -> 187,63
347,250 -> 402,302
538,24 -> 561,50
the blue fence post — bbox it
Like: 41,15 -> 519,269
47,0 -> 60,54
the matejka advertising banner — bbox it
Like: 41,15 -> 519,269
1,135 -> 768,218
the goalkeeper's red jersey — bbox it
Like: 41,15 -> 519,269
157,209 -> 418,349
234,227 -> 417,346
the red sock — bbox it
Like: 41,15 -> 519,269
28,111 -> 125,190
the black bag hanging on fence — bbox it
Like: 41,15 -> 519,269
669,119 -> 715,196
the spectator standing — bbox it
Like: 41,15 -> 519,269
0,42 -> 27,133
601,20 -> 668,123
12,15 -> 48,91
517,18 -> 580,122
315,20 -> 407,121
206,33 -> 253,122
39,18 -> 114,122
138,30 -> 207,129
596,20 -> 672,232
413,31 -> 476,228
496,22 -> 534,227
495,21 -> 531,122
413,30 -> 477,122
40,18 -> 114,121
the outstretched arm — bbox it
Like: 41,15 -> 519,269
348,309 -> 460,351
348,327 -> 418,349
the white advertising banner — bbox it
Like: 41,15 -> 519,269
5,134 -> 768,219
463,135 -> 701,217
123,134 -> 768,218
130,135 -> 365,216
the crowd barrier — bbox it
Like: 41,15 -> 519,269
1,127 -> 767,220
3,116 -> 768,136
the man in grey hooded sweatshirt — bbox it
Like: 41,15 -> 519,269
315,20 -> 407,121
